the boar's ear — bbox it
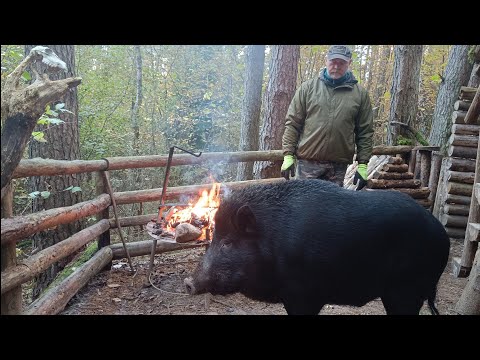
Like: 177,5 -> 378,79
233,205 -> 257,234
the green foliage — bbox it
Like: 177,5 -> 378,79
396,135 -> 414,146
414,131 -> 429,146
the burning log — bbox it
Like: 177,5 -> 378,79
175,223 -> 202,243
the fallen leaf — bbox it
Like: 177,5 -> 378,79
112,298 -> 122,302
107,284 -> 121,288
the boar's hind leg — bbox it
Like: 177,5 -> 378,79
282,298 -> 324,315
381,290 -> 425,315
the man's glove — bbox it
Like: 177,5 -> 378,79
281,155 -> 296,180
353,163 -> 368,191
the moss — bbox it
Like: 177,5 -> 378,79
44,242 -> 99,292
396,135 -> 414,146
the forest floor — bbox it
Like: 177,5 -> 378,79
58,238 -> 468,316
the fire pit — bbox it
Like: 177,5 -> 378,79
146,182 -> 220,243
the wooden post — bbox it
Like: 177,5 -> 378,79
95,171 -> 111,271
95,171 -> 110,250
1,182 -> 22,315
432,158 -> 449,220
428,151 -> 443,212
419,150 -> 431,188
408,149 -> 417,174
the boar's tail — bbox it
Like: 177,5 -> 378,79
427,286 -> 440,315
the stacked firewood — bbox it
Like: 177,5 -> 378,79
366,156 -> 432,209
344,155 -> 389,190
433,86 -> 479,240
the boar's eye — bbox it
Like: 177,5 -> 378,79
221,241 -> 232,250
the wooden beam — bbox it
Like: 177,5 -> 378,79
451,124 -> 480,136
447,171 -> 475,184
447,182 -> 474,197
1,194 -> 111,246
24,247 -> 113,315
448,145 -> 478,159
460,86 -> 478,101
443,204 -> 470,216
448,134 -> 479,148
109,239 -> 205,259
445,227 -> 466,239
445,194 -> 471,206
389,187 -> 430,199
1,220 -> 110,295
10,147 -> 424,180
446,157 -> 477,172
113,178 -> 285,205
454,100 -> 472,112
367,179 -> 421,189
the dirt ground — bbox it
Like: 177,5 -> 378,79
60,239 -> 469,315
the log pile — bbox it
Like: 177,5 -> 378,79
365,157 -> 432,209
433,86 -> 480,241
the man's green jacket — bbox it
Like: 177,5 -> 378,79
282,69 -> 373,164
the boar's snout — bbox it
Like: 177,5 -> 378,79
184,276 -> 196,295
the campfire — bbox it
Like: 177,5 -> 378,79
146,183 -> 220,243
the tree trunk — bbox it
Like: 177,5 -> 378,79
254,45 -> 299,179
387,45 -> 423,145
467,45 -> 480,88
131,45 -> 143,156
373,45 -> 391,121
25,45 -> 83,300
454,248 -> 480,315
428,45 -> 474,149
1,182 -> 22,314
237,45 -> 265,181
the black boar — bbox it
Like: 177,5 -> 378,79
184,179 -> 450,315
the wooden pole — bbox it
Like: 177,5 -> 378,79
1,220 -> 110,295
1,194 -> 111,247
24,247 -> 113,315
101,171 -> 134,273
95,171 -> 110,251
428,151 -> 443,212
1,182 -> 22,315
109,239 -> 205,259
11,147 -> 425,180
419,150 -> 431,187
451,124 -> 480,136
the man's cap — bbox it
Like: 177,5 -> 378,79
327,45 -> 352,62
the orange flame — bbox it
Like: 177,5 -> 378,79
166,183 -> 220,239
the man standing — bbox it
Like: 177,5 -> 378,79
281,45 -> 374,189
